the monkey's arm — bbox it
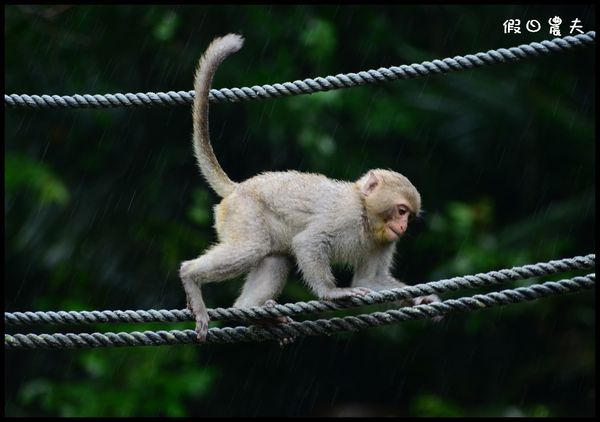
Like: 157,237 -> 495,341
351,246 -> 410,304
292,227 -> 371,299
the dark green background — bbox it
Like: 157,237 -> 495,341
5,5 -> 595,417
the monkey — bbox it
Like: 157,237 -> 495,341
179,34 -> 440,342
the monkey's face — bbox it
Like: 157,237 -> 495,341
358,169 -> 421,243
381,202 -> 412,242
368,195 -> 414,243
363,184 -> 416,243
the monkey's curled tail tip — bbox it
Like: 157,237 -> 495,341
215,33 -> 245,53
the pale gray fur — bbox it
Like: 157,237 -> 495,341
180,34 -> 438,342
233,256 -> 291,308
192,33 -> 243,198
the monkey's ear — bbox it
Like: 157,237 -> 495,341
359,171 -> 380,196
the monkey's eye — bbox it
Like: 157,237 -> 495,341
397,206 -> 409,216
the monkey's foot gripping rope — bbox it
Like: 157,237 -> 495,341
4,254 -> 595,349
4,32 -> 595,109
4,274 -> 595,349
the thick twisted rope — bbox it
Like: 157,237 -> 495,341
4,32 -> 595,109
5,254 -> 594,326
4,274 -> 594,349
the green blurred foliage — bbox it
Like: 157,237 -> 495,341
4,4 -> 595,417
16,348 -> 215,416
5,153 -> 70,206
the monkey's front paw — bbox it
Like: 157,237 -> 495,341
412,294 -> 443,322
413,294 -> 440,305
322,287 -> 373,300
350,287 -> 373,296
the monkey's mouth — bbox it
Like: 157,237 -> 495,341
385,226 -> 403,241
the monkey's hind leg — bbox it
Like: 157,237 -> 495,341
180,241 -> 270,342
262,299 -> 296,347
233,256 -> 295,346
233,255 -> 291,309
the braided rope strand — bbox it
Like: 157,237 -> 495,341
5,273 -> 594,349
5,32 -> 595,109
5,254 -> 594,326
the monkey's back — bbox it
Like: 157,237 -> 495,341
242,170 -> 350,219
221,171 -> 363,251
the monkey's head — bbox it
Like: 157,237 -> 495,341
357,169 -> 421,243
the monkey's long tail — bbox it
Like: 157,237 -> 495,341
192,34 -> 244,198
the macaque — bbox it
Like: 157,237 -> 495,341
179,34 -> 439,342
